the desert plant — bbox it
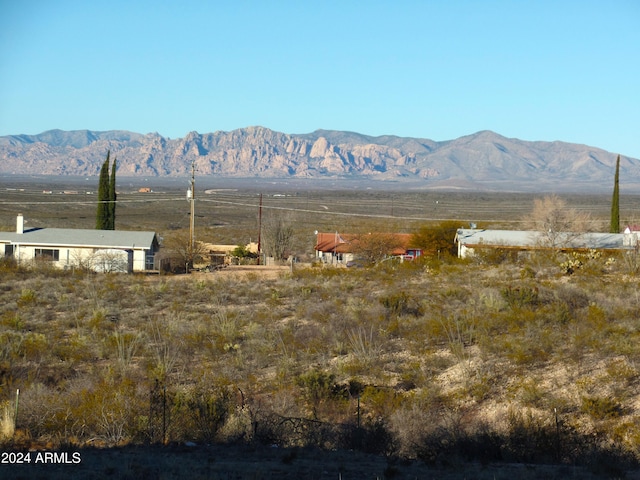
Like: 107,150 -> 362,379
172,382 -> 234,443
524,195 -> 595,248
346,326 -> 381,365
581,396 -> 622,420
108,330 -> 143,372
262,212 -> 295,262
296,369 -> 338,420
410,220 -> 461,258
501,285 -> 539,308
0,399 -> 16,443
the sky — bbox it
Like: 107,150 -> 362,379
1,0 -> 639,158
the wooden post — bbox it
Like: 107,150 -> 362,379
189,163 -> 195,256
257,193 -> 262,265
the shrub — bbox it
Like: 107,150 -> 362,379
379,292 -> 421,317
346,326 -> 381,365
175,383 -> 234,443
16,288 -> 37,307
0,400 -> 16,443
500,285 -> 539,308
296,369 -> 337,419
475,247 -> 518,265
503,408 -> 558,463
20,332 -> 49,362
360,386 -> 401,419
0,256 -> 19,273
515,378 -> 548,408
0,331 -> 22,361
73,376 -> 144,445
581,396 -> 622,420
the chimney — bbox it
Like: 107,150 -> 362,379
16,214 -> 24,234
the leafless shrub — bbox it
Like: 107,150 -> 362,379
262,212 -> 295,262
524,195 -> 597,248
103,329 -> 140,373
146,316 -> 181,380
346,326 -> 381,365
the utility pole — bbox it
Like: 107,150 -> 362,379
189,162 -> 195,260
257,193 -> 263,265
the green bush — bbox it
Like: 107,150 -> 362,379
501,285 -> 539,308
296,369 -> 338,418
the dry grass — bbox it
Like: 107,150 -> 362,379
0,400 -> 16,442
2,256 -> 640,475
3,182 -> 640,477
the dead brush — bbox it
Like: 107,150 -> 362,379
0,400 -> 16,442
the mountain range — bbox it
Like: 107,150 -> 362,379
1,127 -> 638,192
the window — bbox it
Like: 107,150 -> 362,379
34,248 -> 60,261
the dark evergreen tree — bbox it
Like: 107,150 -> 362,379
610,154 -> 620,233
96,151 -> 111,230
108,157 -> 117,230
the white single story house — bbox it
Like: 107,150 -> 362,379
454,228 -> 636,259
1,214 -> 159,272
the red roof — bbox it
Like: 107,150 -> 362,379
315,232 -> 354,253
314,232 -> 415,255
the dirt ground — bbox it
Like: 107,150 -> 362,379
148,264 -> 293,281
206,264 -> 293,279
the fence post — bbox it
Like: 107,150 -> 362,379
162,384 -> 167,445
14,389 -> 19,430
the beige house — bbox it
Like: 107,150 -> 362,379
1,214 -> 159,273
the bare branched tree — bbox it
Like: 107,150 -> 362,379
262,212 -> 295,262
162,230 -> 209,272
524,195 -> 595,247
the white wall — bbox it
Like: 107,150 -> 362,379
457,243 -> 475,259
9,244 -> 150,272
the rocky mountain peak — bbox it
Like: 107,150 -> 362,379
0,127 -> 637,192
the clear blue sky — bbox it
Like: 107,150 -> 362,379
1,1 -> 639,158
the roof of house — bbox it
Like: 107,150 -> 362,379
455,229 -> 629,250
315,232 -> 353,253
0,228 -> 158,250
315,232 -> 416,255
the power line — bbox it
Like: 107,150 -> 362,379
0,192 -> 618,225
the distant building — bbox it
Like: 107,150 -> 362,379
454,228 -> 635,258
314,231 -> 422,265
1,214 -> 159,273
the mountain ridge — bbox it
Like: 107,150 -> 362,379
1,127 -> 637,192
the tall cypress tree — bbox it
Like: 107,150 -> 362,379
610,154 -> 620,233
96,151 -> 111,230
108,157 -> 117,230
